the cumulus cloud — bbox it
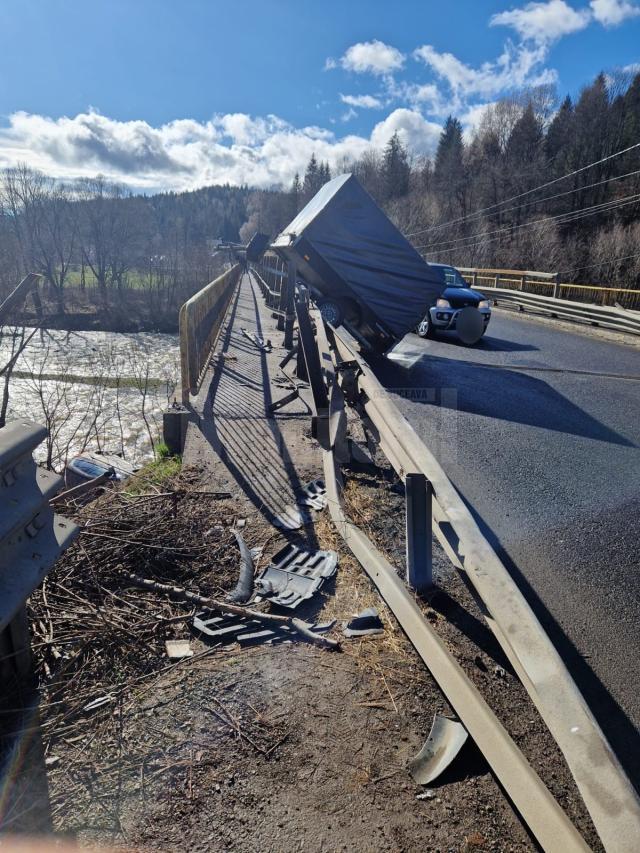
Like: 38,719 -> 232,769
590,0 -> 640,25
370,109 -> 442,155
340,93 -> 383,109
0,108 -> 438,192
337,40 -> 405,76
413,41 -> 556,103
490,0 -> 591,43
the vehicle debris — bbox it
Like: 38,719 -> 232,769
295,478 -> 327,510
254,543 -> 338,609
343,607 -> 385,637
193,611 -> 336,648
240,327 -> 272,352
164,639 -> 193,659
408,714 -> 469,785
227,529 -> 255,604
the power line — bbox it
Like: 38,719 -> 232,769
406,140 -> 640,238
418,168 -> 640,247
422,195 -> 640,259
416,193 -> 640,254
559,251 -> 640,277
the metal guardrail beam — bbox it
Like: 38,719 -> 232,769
481,286 -> 640,335
327,325 -> 640,852
179,264 -> 242,404
0,420 -> 78,638
308,315 -> 589,851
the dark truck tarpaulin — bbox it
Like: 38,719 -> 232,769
272,173 -> 444,352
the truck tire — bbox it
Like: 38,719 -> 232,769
318,299 -> 343,326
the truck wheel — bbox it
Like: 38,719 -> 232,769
318,299 -> 343,326
417,316 -> 435,338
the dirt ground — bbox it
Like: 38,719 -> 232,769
10,454 -> 601,853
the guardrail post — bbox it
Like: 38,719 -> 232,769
552,273 -> 560,299
284,261 -> 296,350
405,472 -> 433,593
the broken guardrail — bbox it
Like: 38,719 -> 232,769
478,285 -> 640,336
314,320 -> 640,851
179,263 -> 242,403
0,420 -> 78,678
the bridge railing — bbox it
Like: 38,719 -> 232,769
179,263 -> 242,404
250,251 -> 287,314
458,266 -> 640,311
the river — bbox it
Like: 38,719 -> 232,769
1,328 -> 180,469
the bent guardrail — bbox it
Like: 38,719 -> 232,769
480,285 -> 640,335
179,263 -> 242,404
319,322 -> 640,850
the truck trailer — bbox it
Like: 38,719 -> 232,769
272,173 -> 444,352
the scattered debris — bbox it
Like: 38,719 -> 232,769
227,529 -> 255,604
494,666 -> 508,680
274,478 -> 327,528
165,639 -> 193,659
416,790 -> 436,801
241,327 -> 272,352
255,543 -> 338,609
343,607 -> 385,638
193,611 -> 336,648
296,478 -> 327,510
474,654 -> 488,672
408,715 -> 468,785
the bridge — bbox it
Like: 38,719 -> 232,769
169,250 -> 640,850
2,244 -> 640,847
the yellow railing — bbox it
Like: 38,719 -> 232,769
457,267 -> 640,311
179,264 -> 242,404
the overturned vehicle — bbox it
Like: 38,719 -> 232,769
272,173 -> 446,353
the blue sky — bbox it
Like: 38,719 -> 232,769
0,0 -> 638,190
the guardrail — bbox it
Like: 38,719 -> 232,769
0,421 -> 78,663
179,263 -> 242,404
480,285 -> 640,336
310,321 -> 640,851
251,252 -> 286,313
458,266 -> 640,311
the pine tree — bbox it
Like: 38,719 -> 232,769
434,117 -> 466,217
381,132 -> 410,201
303,154 -> 322,200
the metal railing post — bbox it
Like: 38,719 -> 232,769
405,472 -> 433,593
552,273 -> 560,299
283,261 -> 296,350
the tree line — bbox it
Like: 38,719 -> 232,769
1,68 -> 639,321
245,70 -> 640,288
0,171 -> 251,319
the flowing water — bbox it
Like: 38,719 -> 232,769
1,328 -> 180,469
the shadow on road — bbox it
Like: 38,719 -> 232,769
376,351 -> 635,447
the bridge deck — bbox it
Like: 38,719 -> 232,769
183,272 -> 320,533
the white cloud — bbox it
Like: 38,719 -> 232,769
338,40 -> 405,76
370,108 -> 442,156
413,41 -> 556,102
0,108 -> 438,192
340,93 -> 383,109
490,0 -> 591,43
590,0 -> 640,25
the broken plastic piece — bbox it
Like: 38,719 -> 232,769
343,607 -> 384,637
165,639 -> 193,659
227,529 -> 255,604
296,478 -> 327,510
254,543 -> 338,609
408,715 -> 468,785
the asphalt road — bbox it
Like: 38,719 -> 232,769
372,309 -> 640,782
